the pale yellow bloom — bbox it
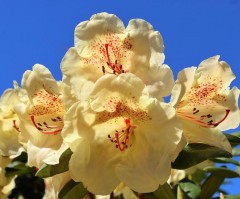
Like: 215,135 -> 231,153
62,73 -> 182,195
0,82 -> 25,157
61,12 -> 174,105
14,64 -> 65,167
171,56 -> 239,153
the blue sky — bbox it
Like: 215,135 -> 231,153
1,0 -> 240,195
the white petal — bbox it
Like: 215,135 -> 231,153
0,87 -> 23,156
69,139 -> 120,195
145,64 -> 174,100
116,102 -> 182,192
22,64 -> 60,98
126,19 -> 165,67
14,103 -> 63,149
217,87 -> 240,130
90,73 -> 146,112
197,55 -> 236,88
62,102 -> 94,152
61,47 -> 102,82
74,12 -> 125,45
181,119 -> 232,153
170,67 -> 197,107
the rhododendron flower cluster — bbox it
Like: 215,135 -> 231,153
0,12 -> 239,199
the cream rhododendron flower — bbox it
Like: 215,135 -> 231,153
14,64 -> 66,167
61,12 -> 174,103
170,56 -> 240,153
62,73 -> 182,195
0,83 -> 25,157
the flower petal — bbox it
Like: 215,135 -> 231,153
197,55 -> 235,88
116,102 -> 182,192
170,67 -> 197,107
126,18 -> 165,67
0,87 -> 23,156
74,12 -> 125,45
145,64 -> 174,100
69,139 -> 121,195
90,73 -> 146,112
181,119 -> 232,153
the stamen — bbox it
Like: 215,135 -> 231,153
103,44 -> 126,75
108,118 -> 136,151
105,44 -> 112,67
210,109 -> 230,127
30,115 -> 63,135
177,109 -> 230,128
13,120 -> 20,132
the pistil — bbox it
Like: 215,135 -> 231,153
102,44 -> 125,75
108,118 -> 136,151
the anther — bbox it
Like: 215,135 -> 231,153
102,66 -> 106,74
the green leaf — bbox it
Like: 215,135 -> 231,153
12,152 -> 28,163
199,166 -> 238,199
211,157 -> 240,166
36,148 -> 73,178
143,183 -> 176,199
224,194 -> 240,199
142,193 -> 157,199
179,182 -> 201,199
224,133 -> 240,147
153,183 -> 176,199
232,148 -> 240,156
58,180 -> 89,199
199,172 -> 225,199
232,132 -> 240,137
172,143 -> 231,169
204,166 -> 240,178
5,161 -> 36,177
190,169 -> 207,184
236,166 -> 240,175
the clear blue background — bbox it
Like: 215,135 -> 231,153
0,0 -> 239,196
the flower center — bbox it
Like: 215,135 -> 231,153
82,32 -> 133,75
108,118 -> 136,151
30,115 -> 63,135
28,89 -> 64,134
102,43 -> 126,75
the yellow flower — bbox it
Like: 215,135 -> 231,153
61,12 -> 174,103
14,64 -> 65,167
171,56 -> 240,153
0,82 -> 24,157
62,73 -> 182,195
